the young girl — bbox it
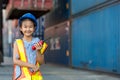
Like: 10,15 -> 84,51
13,13 -> 44,80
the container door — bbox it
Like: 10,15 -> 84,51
44,22 -> 70,65
71,4 -> 119,72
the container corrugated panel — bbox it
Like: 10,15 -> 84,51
71,0 -> 107,15
45,0 -> 70,27
7,0 -> 53,10
44,22 -> 70,65
6,0 -> 53,19
33,16 -> 45,40
71,3 -> 120,74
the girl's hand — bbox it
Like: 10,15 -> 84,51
34,42 -> 42,51
31,65 -> 39,72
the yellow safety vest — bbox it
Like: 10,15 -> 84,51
13,39 -> 43,80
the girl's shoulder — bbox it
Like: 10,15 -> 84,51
32,37 -> 40,43
14,38 -> 21,43
13,39 -> 22,48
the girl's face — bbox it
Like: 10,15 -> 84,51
20,19 -> 35,37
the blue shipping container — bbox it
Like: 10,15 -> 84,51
71,0 -> 107,15
71,3 -> 120,74
45,0 -> 70,27
44,22 -> 70,65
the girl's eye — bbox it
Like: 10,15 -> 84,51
23,26 -> 27,28
30,26 -> 33,28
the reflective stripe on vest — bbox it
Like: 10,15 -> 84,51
14,39 -> 43,80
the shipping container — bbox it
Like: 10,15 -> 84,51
71,3 -> 120,74
71,0 -> 119,16
43,0 -> 70,65
45,0 -> 70,27
44,21 -> 70,65
33,16 -> 45,40
6,0 -> 53,19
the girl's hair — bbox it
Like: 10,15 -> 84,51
19,18 -> 36,35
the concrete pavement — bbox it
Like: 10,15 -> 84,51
0,56 -> 13,80
42,64 -> 120,80
0,57 -> 120,80
1,56 -> 13,66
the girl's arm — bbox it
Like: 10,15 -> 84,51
13,42 -> 39,71
34,42 -> 45,64
36,51 -> 44,64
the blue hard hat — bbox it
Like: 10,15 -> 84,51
19,13 -> 37,27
